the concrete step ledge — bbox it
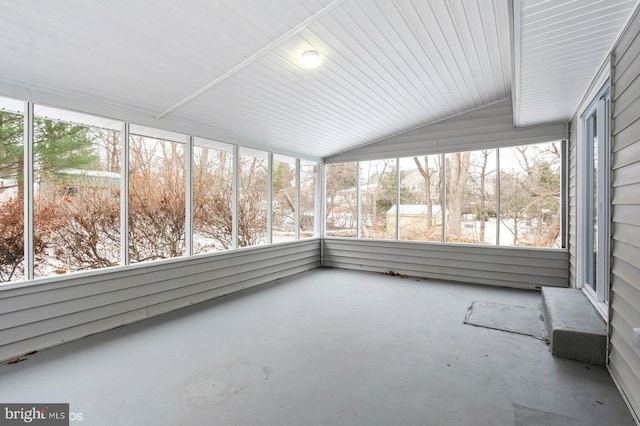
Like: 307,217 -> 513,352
541,287 -> 607,366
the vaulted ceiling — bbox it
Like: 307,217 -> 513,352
0,0 -> 635,160
514,0 -> 635,127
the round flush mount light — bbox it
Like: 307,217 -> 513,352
300,50 -> 321,69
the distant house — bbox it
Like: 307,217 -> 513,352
47,169 -> 120,198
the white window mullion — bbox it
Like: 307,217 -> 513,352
23,102 -> 34,280
185,136 -> 194,256
295,158 -> 301,240
120,122 -> 130,265
317,162 -> 324,239
267,153 -> 273,245
232,145 -> 239,249
441,153 -> 446,243
396,158 -> 400,240
319,162 -> 325,266
356,162 -> 361,239
496,149 -> 501,246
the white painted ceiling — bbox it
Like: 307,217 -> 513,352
0,0 -> 635,159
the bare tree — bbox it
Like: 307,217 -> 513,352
128,136 -> 186,261
299,163 -> 317,235
193,149 -> 234,251
478,150 -> 490,242
500,143 -> 561,247
41,185 -> 120,271
238,155 -> 268,247
446,152 -> 471,238
97,130 -> 120,173
360,160 -> 394,238
413,156 -> 434,229
325,163 -> 357,233
272,160 -> 296,239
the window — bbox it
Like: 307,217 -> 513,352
299,160 -> 317,238
445,150 -> 497,244
129,127 -> 186,263
33,105 -> 121,277
580,85 -> 610,304
325,162 -> 357,237
325,143 -> 562,249
399,155 -> 443,242
359,159 -> 396,239
499,143 -> 561,247
272,155 -> 297,243
238,148 -> 268,247
2,98 -> 321,286
193,138 -> 233,253
0,98 -> 24,283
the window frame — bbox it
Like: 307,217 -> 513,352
578,82 -> 611,315
2,98 -> 322,287
324,142 -> 565,251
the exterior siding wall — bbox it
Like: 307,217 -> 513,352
610,7 -> 640,420
0,240 -> 320,362
568,116 -> 578,288
323,239 -> 568,290
326,98 -> 567,163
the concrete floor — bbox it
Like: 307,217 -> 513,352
0,268 -> 634,425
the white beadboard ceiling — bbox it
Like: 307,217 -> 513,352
513,0 -> 636,127
0,0 -> 635,159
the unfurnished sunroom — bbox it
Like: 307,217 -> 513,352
1,0 -> 640,425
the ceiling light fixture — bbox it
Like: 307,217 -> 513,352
300,50 -> 322,69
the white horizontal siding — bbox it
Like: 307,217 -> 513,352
0,240 -> 320,362
568,116 -> 578,288
326,99 -> 567,163
610,6 -> 640,420
323,238 -> 568,289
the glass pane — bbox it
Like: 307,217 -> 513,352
590,113 -> 598,289
129,132 -> 185,263
273,155 -> 296,243
239,148 -> 268,247
444,151 -> 470,243
499,142 -> 562,248
398,155 -> 443,241
359,159 -> 397,239
445,150 -> 497,244
193,138 -> 233,253
299,160 -> 317,238
325,162 -> 357,237
33,106 -> 121,277
0,102 -> 25,283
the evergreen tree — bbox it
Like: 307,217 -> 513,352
0,111 -> 98,191
34,117 -> 98,182
0,111 -> 24,186
0,111 -> 98,282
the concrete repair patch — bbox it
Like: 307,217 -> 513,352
464,301 -> 548,341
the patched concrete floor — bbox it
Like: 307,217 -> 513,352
0,269 -> 634,425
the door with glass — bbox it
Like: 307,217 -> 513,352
583,87 -> 610,304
